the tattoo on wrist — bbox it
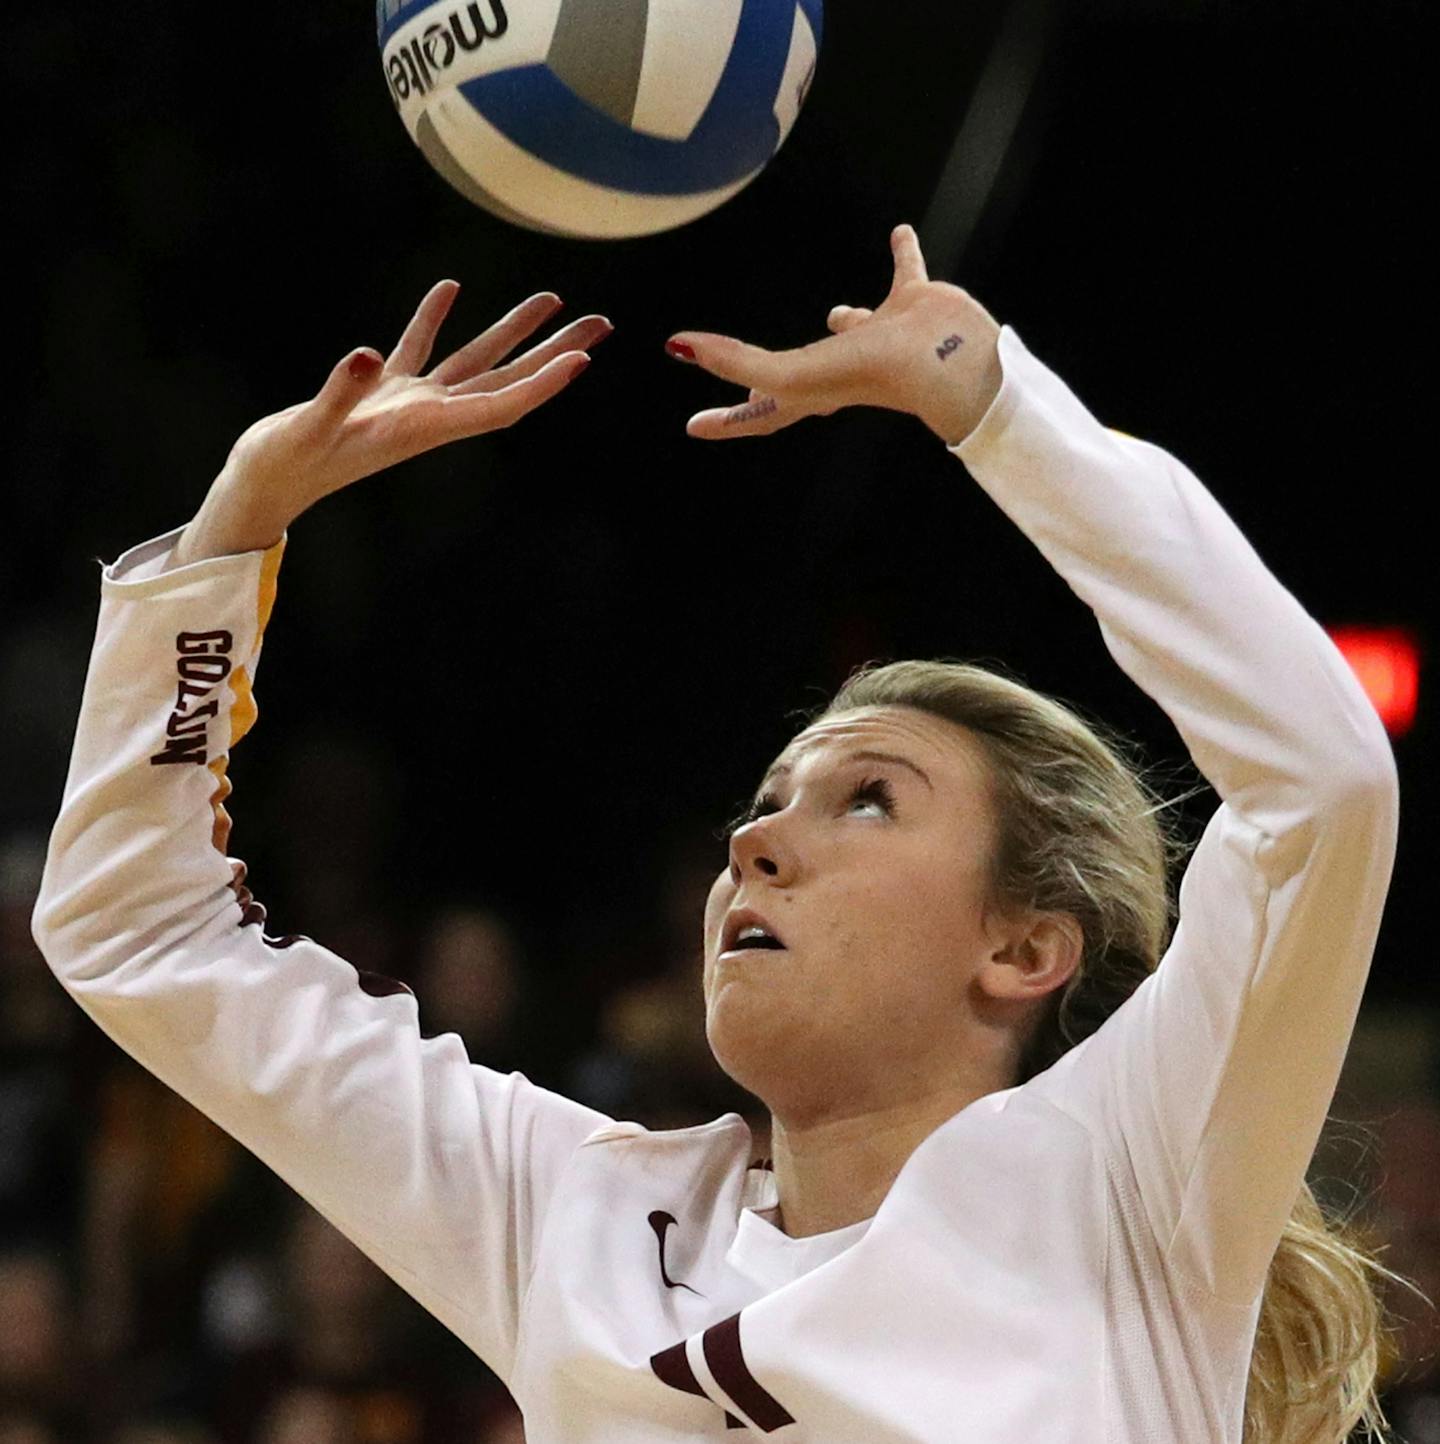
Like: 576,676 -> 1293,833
935,334 -> 964,361
724,396 -> 779,425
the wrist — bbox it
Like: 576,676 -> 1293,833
913,331 -> 1004,447
165,467 -> 295,572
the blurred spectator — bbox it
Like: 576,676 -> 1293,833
78,1060 -> 244,1371
1369,1101 -> 1440,1437
0,1417 -> 58,1444
0,1250 -> 81,1431
111,1420 -> 218,1444
207,1202 -> 394,1442
281,1205 -> 392,1386
0,834 -> 84,1252
263,730 -> 400,980
203,1197 -> 505,1444
566,829 -> 764,1137
0,621 -> 92,833
253,1387 -> 355,1444
414,907 -> 521,1065
476,1405 -> 525,1444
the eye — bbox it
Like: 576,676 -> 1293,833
721,790 -> 781,839
720,775 -> 897,838
847,776 -> 896,817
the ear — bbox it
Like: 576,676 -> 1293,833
977,910 -> 1083,1004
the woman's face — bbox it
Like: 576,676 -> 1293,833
703,704 -> 1028,1122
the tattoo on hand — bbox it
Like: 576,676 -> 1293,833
935,334 -> 964,361
724,396 -> 779,426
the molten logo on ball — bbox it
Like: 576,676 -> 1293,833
385,0 -> 508,105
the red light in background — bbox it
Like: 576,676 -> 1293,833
1327,626 -> 1421,737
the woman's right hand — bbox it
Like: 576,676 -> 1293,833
169,282 -> 610,568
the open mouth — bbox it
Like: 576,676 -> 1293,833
719,938 -> 787,958
719,913 -> 788,958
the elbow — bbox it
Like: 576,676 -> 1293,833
1254,746 -> 1399,885
31,881 -> 82,987
1319,742 -> 1400,857
32,874 -> 60,964
1303,674 -> 1400,817
32,868 -> 131,990
1331,738 -> 1399,814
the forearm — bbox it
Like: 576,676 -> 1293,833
912,332 -> 1005,447
165,464 -> 299,571
32,536 -> 613,1385
954,328 -> 1396,841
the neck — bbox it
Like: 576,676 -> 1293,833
766,1079 -> 996,1238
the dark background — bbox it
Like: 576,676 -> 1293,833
7,0 -> 1430,985
2,0 -> 1434,1440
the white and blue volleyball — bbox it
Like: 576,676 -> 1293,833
376,0 -> 823,239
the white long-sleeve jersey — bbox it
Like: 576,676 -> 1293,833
35,327 -> 1399,1442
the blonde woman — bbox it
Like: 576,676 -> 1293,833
35,225 -> 1403,1441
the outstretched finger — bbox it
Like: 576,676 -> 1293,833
433,349 -> 590,443
685,393 -> 798,441
387,280 -> 461,375
447,314 -> 612,395
665,331 -> 797,393
429,292 -> 563,386
887,223 -> 929,295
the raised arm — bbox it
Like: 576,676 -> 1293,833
668,226 -> 1400,1307
950,331 -> 1397,1307
33,284 -> 618,1383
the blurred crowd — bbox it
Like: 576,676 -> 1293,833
1,771 -> 1438,1442
0,800 -> 767,1443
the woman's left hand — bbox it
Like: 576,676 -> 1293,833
667,224 -> 1004,447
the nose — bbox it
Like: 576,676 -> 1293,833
727,814 -> 794,888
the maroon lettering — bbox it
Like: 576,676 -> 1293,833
150,630 -> 235,767
177,630 -> 232,654
150,733 -> 210,767
178,655 -> 231,684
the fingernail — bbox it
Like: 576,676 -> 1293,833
665,339 -> 696,362
348,351 -> 381,381
571,355 -> 591,376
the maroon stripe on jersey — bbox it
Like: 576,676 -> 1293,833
703,1312 -> 795,1432
651,1342 -> 705,1398
357,970 -> 415,999
650,1343 -> 744,1430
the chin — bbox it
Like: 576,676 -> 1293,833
705,989 -> 815,1103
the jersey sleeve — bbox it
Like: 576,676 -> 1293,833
953,329 -> 1400,1307
31,526 -> 614,1383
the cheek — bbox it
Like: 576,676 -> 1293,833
835,863 -> 984,998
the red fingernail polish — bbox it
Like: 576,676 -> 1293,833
666,340 -> 696,362
572,355 -> 590,375
348,352 -> 381,381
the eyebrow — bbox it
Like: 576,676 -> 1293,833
759,749 -> 935,794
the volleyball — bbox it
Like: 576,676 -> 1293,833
376,0 -> 824,239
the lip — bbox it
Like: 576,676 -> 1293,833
719,906 -> 787,957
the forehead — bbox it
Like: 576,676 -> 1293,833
765,705 -> 989,788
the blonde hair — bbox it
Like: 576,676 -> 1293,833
812,657 -> 1422,1444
